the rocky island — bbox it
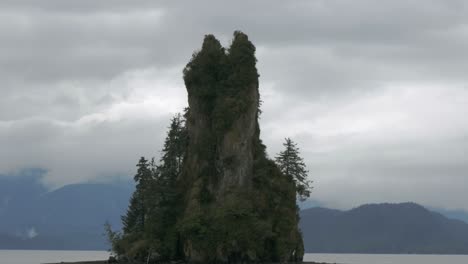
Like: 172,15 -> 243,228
102,31 -> 311,263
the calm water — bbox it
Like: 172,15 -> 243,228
0,250 -> 109,264
305,253 -> 468,264
1,251 -> 468,264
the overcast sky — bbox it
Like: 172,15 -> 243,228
2,0 -> 468,210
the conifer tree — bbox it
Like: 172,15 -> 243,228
114,113 -> 188,260
147,113 -> 187,258
275,138 -> 312,201
121,193 -> 144,234
150,113 -> 187,213
121,157 -> 152,234
114,32 -> 306,262
158,113 -> 187,183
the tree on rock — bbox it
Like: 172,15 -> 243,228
178,31 -> 304,263
158,113 -> 187,181
117,157 -> 153,260
145,113 -> 187,259
112,114 -> 188,261
122,157 -> 152,233
112,32 -> 306,263
276,138 -> 312,201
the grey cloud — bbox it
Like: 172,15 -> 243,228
0,113 -> 173,187
1,0 -> 468,211
4,0 -> 468,88
0,8 -> 171,82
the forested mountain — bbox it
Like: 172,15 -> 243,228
430,207 -> 468,224
300,203 -> 468,254
2,173 -> 468,254
0,173 -> 132,250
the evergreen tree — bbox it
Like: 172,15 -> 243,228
121,193 -> 144,234
121,157 -> 152,234
113,32 -> 306,262
116,112 -> 188,260
146,113 -> 188,258
159,114 -> 187,209
275,138 -> 312,201
159,113 -> 187,181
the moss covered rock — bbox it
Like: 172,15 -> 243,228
177,31 -> 303,263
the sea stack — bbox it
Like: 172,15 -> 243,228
177,31 -> 303,263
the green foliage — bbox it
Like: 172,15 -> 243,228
183,35 -> 226,114
104,222 -> 122,255
121,193 -> 145,234
251,154 -> 304,262
225,31 -> 259,91
146,114 -> 188,259
178,191 -> 275,262
183,31 -> 260,136
111,114 -> 188,262
212,31 -> 259,134
160,113 -> 187,178
122,157 -> 151,234
179,32 -> 304,263
276,138 -> 313,201
176,144 -> 304,262
112,31 -> 306,263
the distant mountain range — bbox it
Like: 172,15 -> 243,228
300,203 -> 468,254
0,171 -> 133,250
428,206 -> 468,224
1,172 -> 468,253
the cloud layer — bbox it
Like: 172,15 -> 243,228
1,0 -> 468,210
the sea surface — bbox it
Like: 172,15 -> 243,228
2,251 -> 468,264
304,253 -> 468,264
0,250 -> 110,264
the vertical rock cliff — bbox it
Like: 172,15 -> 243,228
177,31 -> 303,263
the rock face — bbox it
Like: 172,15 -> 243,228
177,32 -> 303,263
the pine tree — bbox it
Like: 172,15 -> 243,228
275,138 -> 312,201
115,113 -> 189,260
122,157 -> 152,234
115,32 -> 308,262
156,113 -> 187,257
159,113 -> 187,182
149,113 -> 187,216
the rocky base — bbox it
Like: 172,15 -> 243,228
46,257 -> 335,264
47,262 -> 335,264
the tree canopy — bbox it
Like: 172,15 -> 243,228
275,138 -> 313,201
108,113 -> 187,261
108,32 -> 311,263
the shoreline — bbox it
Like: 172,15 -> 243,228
45,260 -> 337,264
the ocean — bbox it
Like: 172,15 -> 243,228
0,250 -> 109,264
304,253 -> 468,264
1,250 -> 468,264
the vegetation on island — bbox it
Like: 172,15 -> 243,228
106,32 -> 312,263
276,138 -> 313,202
